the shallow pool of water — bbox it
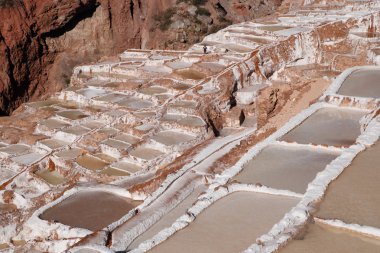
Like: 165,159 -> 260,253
279,222 -> 380,253
178,115 -> 205,127
35,169 -> 66,185
114,134 -> 141,145
112,161 -> 142,174
102,139 -> 130,150
152,131 -> 195,146
130,147 -> 165,161
40,119 -> 70,130
100,167 -> 130,177
40,191 -> 141,231
77,88 -> 107,99
337,69 -> 380,98
257,25 -> 293,32
39,139 -> 70,150
233,145 -> 339,193
139,86 -> 168,96
174,69 -> 206,80
116,98 -> 153,110
149,192 -> 299,253
0,144 -> 30,155
55,148 -> 84,160
281,107 -> 366,147
76,154 -> 110,171
57,110 -> 89,121
316,141 -> 380,228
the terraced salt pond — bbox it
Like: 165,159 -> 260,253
130,147 -> 164,161
233,145 -> 340,193
35,169 -> 65,185
152,131 -> 195,146
281,107 -> 366,147
149,192 -> 299,253
279,223 -> 380,253
337,69 -> 380,98
174,69 -> 206,80
316,141 -> 380,228
76,154 -> 109,171
40,191 -> 141,231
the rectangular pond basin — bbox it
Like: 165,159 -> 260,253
11,152 -> 45,165
40,118 -> 70,130
116,98 -> 153,110
35,169 -> 66,185
130,147 -> 165,161
111,161 -> 142,174
102,139 -> 131,150
55,148 -> 85,160
337,69 -> 380,98
316,141 -> 380,228
40,191 -> 142,231
152,131 -> 195,146
114,134 -> 141,145
76,154 -> 110,171
39,139 -> 70,150
100,167 -> 130,177
0,144 -> 30,155
128,187 -> 205,250
56,110 -> 89,121
174,69 -> 206,80
281,107 -> 366,147
233,144 -> 339,194
278,222 -> 380,253
149,192 -> 299,253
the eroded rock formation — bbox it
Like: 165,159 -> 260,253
0,0 -> 282,115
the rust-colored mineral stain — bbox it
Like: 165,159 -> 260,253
40,191 -> 141,231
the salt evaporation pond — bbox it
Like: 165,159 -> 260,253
316,141 -> 380,228
233,145 -> 339,193
279,223 -> 380,253
40,191 -> 141,231
76,154 -> 109,171
55,148 -> 84,160
281,107 -> 366,147
35,169 -> 65,185
149,192 -> 299,253
152,131 -> 195,146
128,187 -> 205,250
40,118 -> 70,129
57,110 -> 89,120
337,69 -> 380,98
0,144 -> 30,155
174,69 -> 206,80
130,147 -> 164,161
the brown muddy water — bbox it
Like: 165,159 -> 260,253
152,131 -> 195,146
40,191 -> 141,231
76,154 -> 109,171
316,141 -> 380,228
233,145 -> 339,193
281,107 -> 366,147
338,69 -> 380,98
279,222 -> 380,253
149,192 -> 299,253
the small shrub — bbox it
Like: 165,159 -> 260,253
196,7 -> 210,16
154,7 -> 177,31
0,0 -> 16,8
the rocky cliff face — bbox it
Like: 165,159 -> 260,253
0,0 -> 282,115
